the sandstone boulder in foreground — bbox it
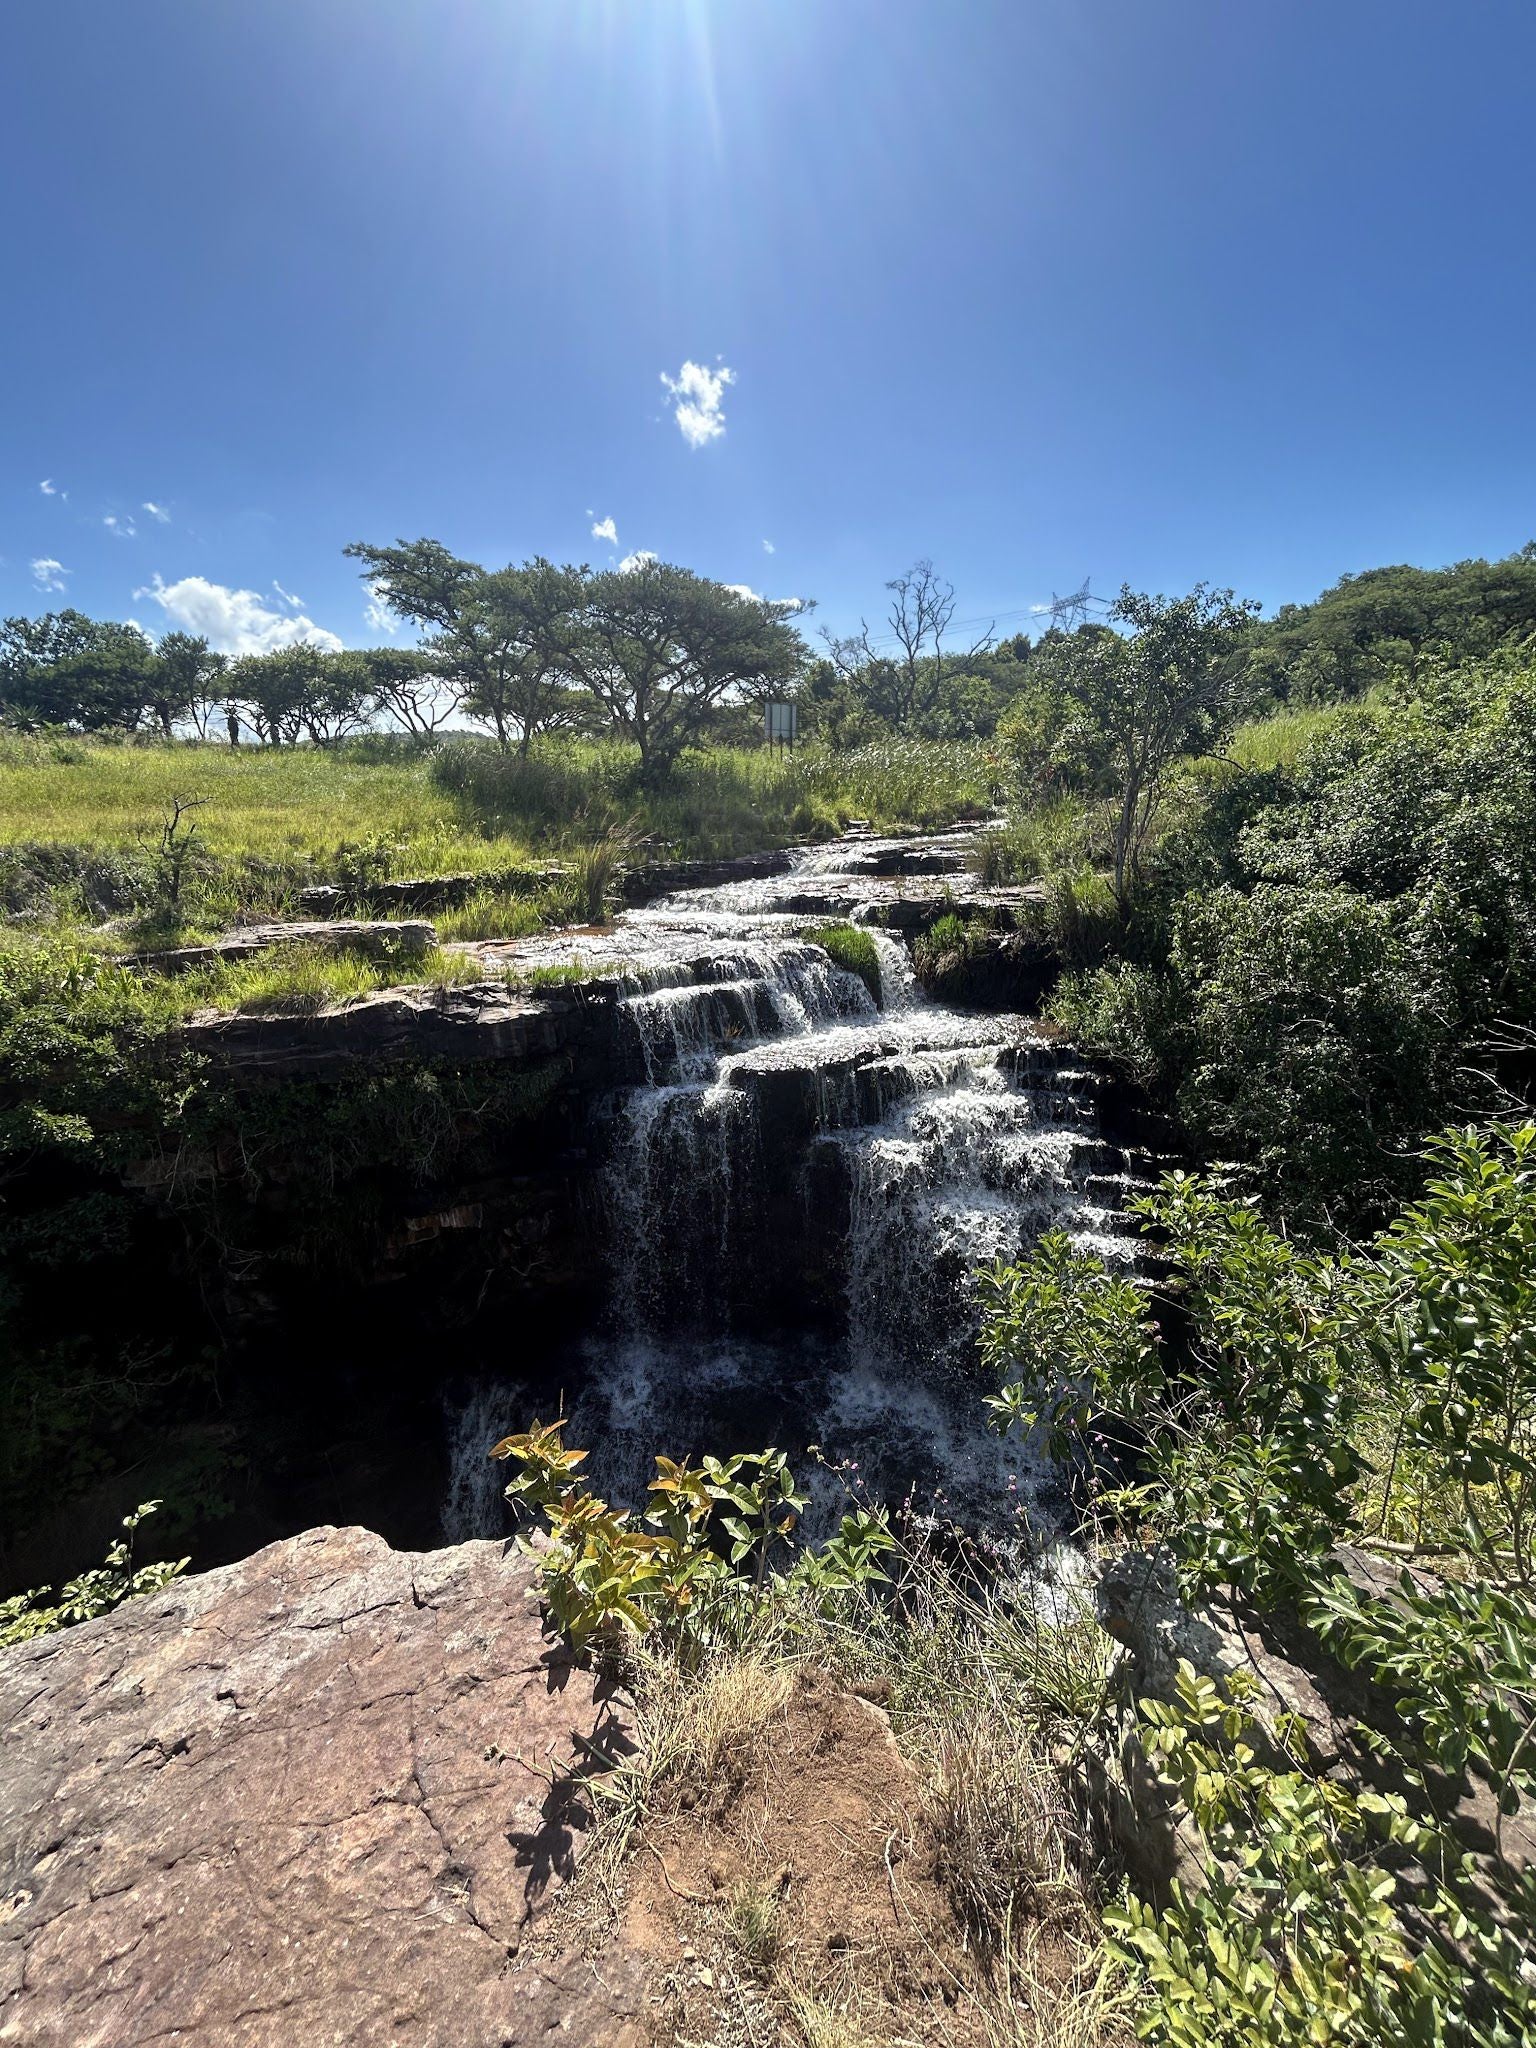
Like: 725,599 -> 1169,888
0,1526 -> 645,2047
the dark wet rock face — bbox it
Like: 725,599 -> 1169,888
0,1527 -> 646,2048
181,978 -> 591,1077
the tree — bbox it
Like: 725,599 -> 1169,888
1250,547 -> 1536,706
342,537 -> 482,631
227,645 -> 372,746
360,647 -> 460,736
346,540 -> 586,754
0,612 -> 154,731
450,559 -> 587,756
1026,583 -> 1260,907
226,648 -> 306,745
821,559 -> 992,733
148,632 -> 227,739
570,558 -> 809,782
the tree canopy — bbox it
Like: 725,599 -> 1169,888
349,541 -> 810,770
1005,583 -> 1260,906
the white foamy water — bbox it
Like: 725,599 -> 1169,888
442,831 -> 1154,1540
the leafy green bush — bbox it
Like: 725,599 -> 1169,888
493,1420 -> 895,1659
1049,960 -> 1179,1087
1024,655 -> 1536,1229
980,1125 -> 1536,2045
0,1501 -> 186,1647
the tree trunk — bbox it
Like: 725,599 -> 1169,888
1113,774 -> 1140,909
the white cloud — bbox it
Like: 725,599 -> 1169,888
134,574 -> 343,655
104,514 -> 137,539
142,501 -> 171,523
39,479 -> 57,497
618,549 -> 658,573
590,514 -> 618,546
726,583 -> 806,614
30,557 -> 68,593
271,579 -> 305,611
762,538 -> 775,554
364,582 -> 399,636
659,358 -> 735,448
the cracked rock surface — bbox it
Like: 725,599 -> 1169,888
0,1525 -> 645,2047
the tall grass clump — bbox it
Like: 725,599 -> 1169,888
129,940 -> 485,1023
803,737 -> 998,830
434,886 -> 571,944
802,924 -> 882,1004
1226,695 -> 1359,773
973,794 -> 1113,885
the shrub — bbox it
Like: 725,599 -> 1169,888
0,1501 -> 186,1647
1049,960 -> 1181,1089
980,1128 -> 1536,2046
493,1421 -> 895,1659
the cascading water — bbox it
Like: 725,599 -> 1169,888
440,831 -> 1158,1540
440,1379 -> 517,1542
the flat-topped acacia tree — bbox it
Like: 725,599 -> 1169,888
568,558 -> 808,783
347,540 -> 810,772
346,540 -> 587,756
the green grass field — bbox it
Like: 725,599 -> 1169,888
0,733 -> 1003,984
0,734 -> 528,869
0,732 -> 999,874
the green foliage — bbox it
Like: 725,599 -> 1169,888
806,561 -> 1031,742
1005,586 -> 1261,907
1049,960 -> 1177,1085
973,792 -> 1114,885
804,924 -> 881,1004
569,820 -> 640,923
493,1418 -> 895,1658
1248,546 -> 1536,708
980,1126 -> 1536,2045
0,1501 -> 186,1647
1050,655 -> 1536,1229
1108,1661 -> 1536,2047
0,933 -> 199,1168
799,736 -> 999,829
0,612 -> 157,733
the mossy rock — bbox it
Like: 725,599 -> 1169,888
803,924 -> 881,1006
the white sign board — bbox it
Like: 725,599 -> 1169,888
764,702 -> 799,746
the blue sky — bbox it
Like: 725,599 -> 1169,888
3,0 -> 1534,655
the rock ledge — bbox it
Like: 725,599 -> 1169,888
0,1525 -> 644,2047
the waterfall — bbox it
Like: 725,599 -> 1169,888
835,1047 -> 1121,1377
617,940 -> 873,1082
865,926 -> 922,1013
440,1381 -> 515,1542
442,829 -> 1159,1538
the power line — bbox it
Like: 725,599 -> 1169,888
850,585 -> 1114,655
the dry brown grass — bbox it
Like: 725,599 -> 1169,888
527,1538 -> 1129,2046
927,1719 -> 1088,1951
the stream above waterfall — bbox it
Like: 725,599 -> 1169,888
441,829 -> 1159,1544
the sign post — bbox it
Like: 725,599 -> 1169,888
764,702 -> 799,753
